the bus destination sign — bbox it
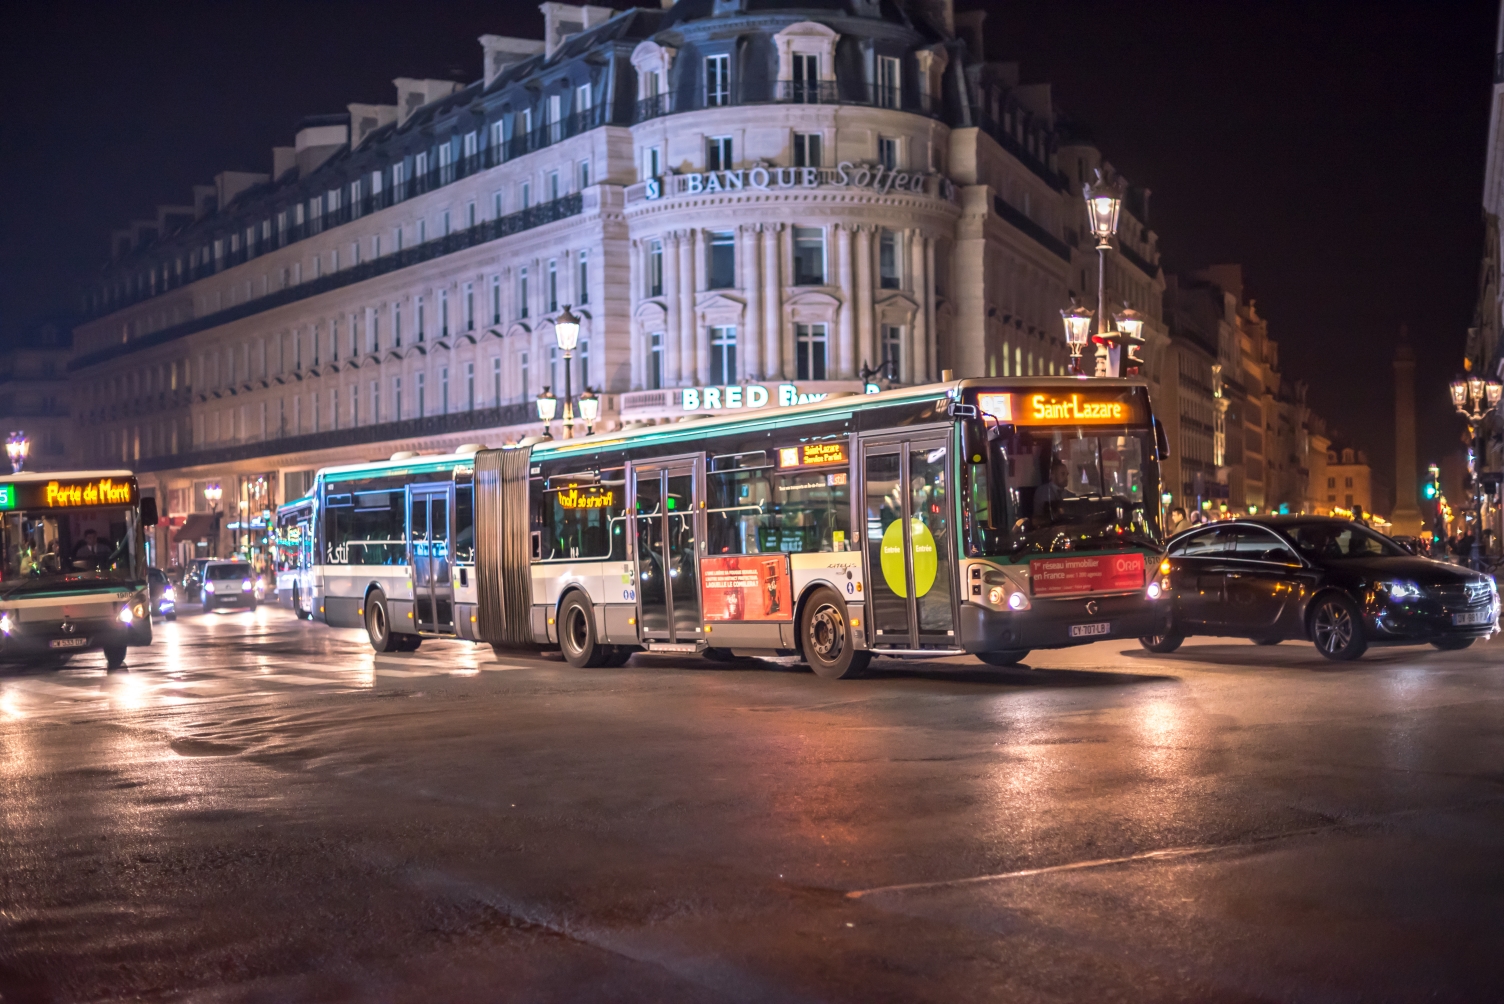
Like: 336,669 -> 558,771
976,392 -> 1141,426
0,477 -> 138,511
555,485 -> 617,510
778,442 -> 848,469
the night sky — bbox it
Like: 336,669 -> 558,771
0,0 -> 1494,508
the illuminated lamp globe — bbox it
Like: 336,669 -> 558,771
536,388 -> 558,422
1488,381 -> 1503,408
204,483 -> 223,506
1450,378 -> 1469,409
1059,301 -> 1094,356
1468,374 -> 1485,404
5,431 -> 29,473
577,388 -> 600,424
1113,305 -> 1146,345
553,306 -> 581,353
1082,171 -> 1123,243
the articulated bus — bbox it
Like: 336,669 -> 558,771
277,379 -> 1170,678
0,470 -> 158,669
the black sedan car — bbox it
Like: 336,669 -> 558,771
1141,516 -> 1498,661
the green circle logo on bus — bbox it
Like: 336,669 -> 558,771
880,519 -> 938,598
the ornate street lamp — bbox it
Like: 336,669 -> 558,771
1114,304 -> 1147,376
1082,170 -> 1124,377
204,482 -> 223,558
535,386 -> 557,424
1448,373 -> 1503,571
577,387 -> 599,434
1059,299 -> 1094,374
553,305 -> 582,438
5,431 -> 29,474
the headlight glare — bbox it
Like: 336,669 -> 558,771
988,586 -> 1004,606
1380,580 -> 1423,601
1146,581 -> 1162,600
0,612 -> 12,635
1007,591 -> 1029,611
117,605 -> 135,625
204,581 -> 215,592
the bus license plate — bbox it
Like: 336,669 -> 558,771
1069,622 -> 1110,639
49,638 -> 89,649
1452,610 -> 1492,626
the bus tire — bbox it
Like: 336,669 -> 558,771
604,647 -> 635,667
800,587 -> 870,680
104,646 -> 128,671
558,592 -> 607,668
977,649 -> 1030,667
365,589 -> 401,653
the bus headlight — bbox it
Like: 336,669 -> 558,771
0,612 -> 12,635
1146,581 -> 1163,600
118,604 -> 135,625
1007,591 -> 1030,611
988,586 -> 1005,606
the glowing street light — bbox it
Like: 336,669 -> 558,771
6,431 -> 29,474
1114,304 -> 1147,376
553,305 -> 582,438
1059,299 -> 1094,374
577,387 -> 599,434
1082,170 -> 1124,376
535,387 -> 557,423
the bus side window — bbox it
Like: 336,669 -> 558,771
707,466 -> 850,554
454,485 -> 475,564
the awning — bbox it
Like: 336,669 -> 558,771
172,513 -> 217,545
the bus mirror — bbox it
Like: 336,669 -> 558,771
1153,416 -> 1170,461
140,497 -> 159,527
960,421 -> 988,463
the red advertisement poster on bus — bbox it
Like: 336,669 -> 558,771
1029,553 -> 1145,596
701,554 -> 793,621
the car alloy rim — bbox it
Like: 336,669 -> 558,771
810,603 -> 845,662
1313,601 -> 1351,653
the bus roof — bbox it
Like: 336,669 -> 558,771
0,469 -> 136,482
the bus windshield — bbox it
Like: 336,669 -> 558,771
965,425 -> 1159,557
0,507 -> 142,597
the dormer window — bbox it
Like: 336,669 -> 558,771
877,56 -> 901,108
706,54 -> 731,107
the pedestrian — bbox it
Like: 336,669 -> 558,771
1350,504 -> 1371,528
1165,506 -> 1189,537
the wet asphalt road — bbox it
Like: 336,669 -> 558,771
2,607 -> 1503,1003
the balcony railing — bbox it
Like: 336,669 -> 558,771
993,196 -> 1071,262
72,192 -> 585,373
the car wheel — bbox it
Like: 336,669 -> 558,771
1252,637 -> 1281,646
247,601 -> 258,612
558,592 -> 607,668
1310,594 -> 1367,661
977,649 -> 1030,667
365,589 -> 401,653
104,646 -> 128,671
1140,632 -> 1184,654
165,612 -> 177,622
1431,638 -> 1475,651
800,587 -> 870,680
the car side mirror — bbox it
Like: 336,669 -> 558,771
1397,538 -> 1417,555
140,497 -> 159,527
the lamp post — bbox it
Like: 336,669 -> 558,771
204,482 -> 223,558
1448,375 -> 1502,570
553,305 -> 582,438
1059,299 -> 1094,375
1083,171 -> 1124,377
535,386 -> 557,438
577,388 -> 599,436
1114,304 -> 1147,377
5,431 -> 29,474
237,499 -> 249,557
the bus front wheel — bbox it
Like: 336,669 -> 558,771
559,592 -> 608,668
801,587 -> 871,680
104,646 -> 128,671
977,649 -> 1030,667
365,590 -> 401,653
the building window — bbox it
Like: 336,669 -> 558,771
519,267 -> 529,319
707,135 -> 733,171
578,250 -> 589,305
492,356 -> 502,404
649,331 -> 664,389
792,53 -> 818,101
417,371 -> 426,418
1345,476 -> 1354,488
706,54 -> 731,107
393,376 -> 402,420
491,275 -> 502,324
466,201 -> 476,228
1345,493 -> 1354,506
393,303 -> 402,347
796,323 -> 827,380
878,136 -> 898,170
881,324 -> 903,375
548,170 -> 560,202
440,367 -> 450,414
793,226 -> 826,286
1327,477 -> 1336,489
792,132 -> 821,168
416,295 -> 426,342
710,326 -> 737,384
520,351 -> 530,400
707,231 -> 736,289
876,55 -> 901,108
521,180 -> 531,210
879,230 -> 901,289
466,361 -> 476,410
579,158 -> 591,188
648,240 -> 664,297
439,289 -> 449,337
442,209 -> 451,236
548,258 -> 559,312
464,282 -> 475,330
370,380 -> 379,423
644,146 -> 662,181
576,82 -> 592,115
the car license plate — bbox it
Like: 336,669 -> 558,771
1069,622 -> 1111,639
49,638 -> 88,649
1452,610 -> 1492,626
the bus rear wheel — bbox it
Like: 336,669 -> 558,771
104,646 -> 127,671
559,592 -> 608,668
365,589 -> 401,653
801,587 -> 870,680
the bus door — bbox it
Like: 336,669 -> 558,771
408,484 -> 455,633
861,434 -> 956,649
630,458 -> 702,644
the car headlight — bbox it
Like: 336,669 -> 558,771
0,612 -> 12,635
162,587 -> 176,601
1379,580 -> 1423,601
118,604 -> 135,624
204,580 -> 215,592
241,579 -> 252,591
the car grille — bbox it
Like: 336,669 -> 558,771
1434,582 -> 1493,608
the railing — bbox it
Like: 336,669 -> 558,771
131,401 -> 541,474
71,193 -> 585,373
1116,239 -> 1160,278
634,93 -> 675,123
993,196 -> 1071,261
976,111 -> 1067,192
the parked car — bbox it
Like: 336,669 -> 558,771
147,566 -> 177,621
200,560 -> 258,612
1141,515 -> 1499,661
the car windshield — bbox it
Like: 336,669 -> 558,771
1286,522 -> 1406,559
0,507 -> 141,596
206,563 -> 252,580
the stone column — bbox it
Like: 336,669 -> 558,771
924,235 -> 937,382
763,223 -> 783,379
836,225 -> 856,379
678,230 -> 697,385
855,225 -> 875,375
909,229 -> 927,384
663,231 -> 682,385
779,224 -> 795,378
629,239 -> 643,389
693,229 -> 711,385
741,225 -> 763,380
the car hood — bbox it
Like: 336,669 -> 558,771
1320,556 -> 1483,584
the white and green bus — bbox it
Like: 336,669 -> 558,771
279,378 -> 1170,678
